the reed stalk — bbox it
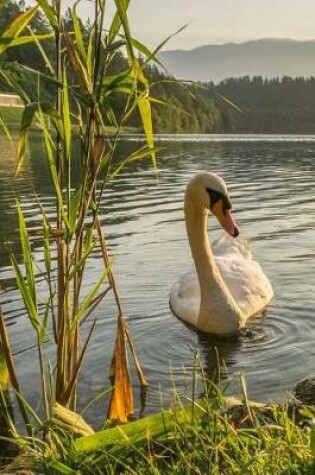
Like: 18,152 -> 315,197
0,0 -> 159,447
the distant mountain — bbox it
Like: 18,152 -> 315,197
159,39 -> 315,83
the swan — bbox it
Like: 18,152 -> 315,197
170,172 -> 273,336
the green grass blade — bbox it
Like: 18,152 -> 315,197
46,459 -> 80,475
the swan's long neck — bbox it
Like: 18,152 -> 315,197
184,192 -> 244,334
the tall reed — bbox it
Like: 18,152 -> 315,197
0,0 -> 162,449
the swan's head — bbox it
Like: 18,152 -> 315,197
186,172 -> 239,238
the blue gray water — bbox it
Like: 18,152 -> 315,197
0,134 -> 314,424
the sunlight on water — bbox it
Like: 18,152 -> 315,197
0,133 -> 315,421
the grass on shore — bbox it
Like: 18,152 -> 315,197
2,382 -> 314,475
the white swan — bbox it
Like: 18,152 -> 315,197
170,172 -> 273,335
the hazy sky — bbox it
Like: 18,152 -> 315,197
65,0 -> 315,50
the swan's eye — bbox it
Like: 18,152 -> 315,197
207,188 -> 232,214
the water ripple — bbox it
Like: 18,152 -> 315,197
0,135 -> 315,414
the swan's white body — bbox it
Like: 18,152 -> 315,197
170,172 -> 273,335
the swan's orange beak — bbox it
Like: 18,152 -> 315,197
211,200 -> 239,238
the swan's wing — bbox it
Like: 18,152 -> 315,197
170,271 -> 200,325
213,234 -> 273,317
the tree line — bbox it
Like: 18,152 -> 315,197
2,0 -> 315,134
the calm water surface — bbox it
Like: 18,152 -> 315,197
0,134 -> 315,423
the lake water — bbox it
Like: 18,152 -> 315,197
0,133 -> 315,424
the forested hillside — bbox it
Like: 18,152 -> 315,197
2,1 -> 315,134
210,76 -> 315,133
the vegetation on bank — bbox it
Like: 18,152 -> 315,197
3,1 -> 315,135
2,379 -> 315,474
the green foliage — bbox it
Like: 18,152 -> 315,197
14,387 -> 314,475
211,75 -> 315,133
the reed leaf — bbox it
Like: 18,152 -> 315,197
27,27 -> 55,75
43,225 -> 51,274
137,93 -> 156,169
68,240 -> 96,281
18,101 -> 63,174
71,268 -> 109,328
71,7 -> 87,65
108,0 -> 130,45
18,102 -> 39,171
75,400 -> 206,453
38,108 -> 70,230
63,31 -> 92,94
36,0 -> 59,30
0,6 -> 39,56
109,144 -> 158,180
51,402 -> 95,437
0,350 -> 9,391
62,321 -> 96,404
16,202 -> 37,304
0,32 -> 53,48
113,0 -> 133,60
10,254 -> 38,330
101,70 -> 133,96
215,92 -> 246,114
68,186 -> 82,235
130,37 -> 164,69
107,315 -> 133,424
0,67 -> 30,102
83,227 -> 94,253
144,23 -> 188,67
38,298 -> 51,345
9,62 -> 60,88
86,26 -> 94,84
62,67 -> 71,163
